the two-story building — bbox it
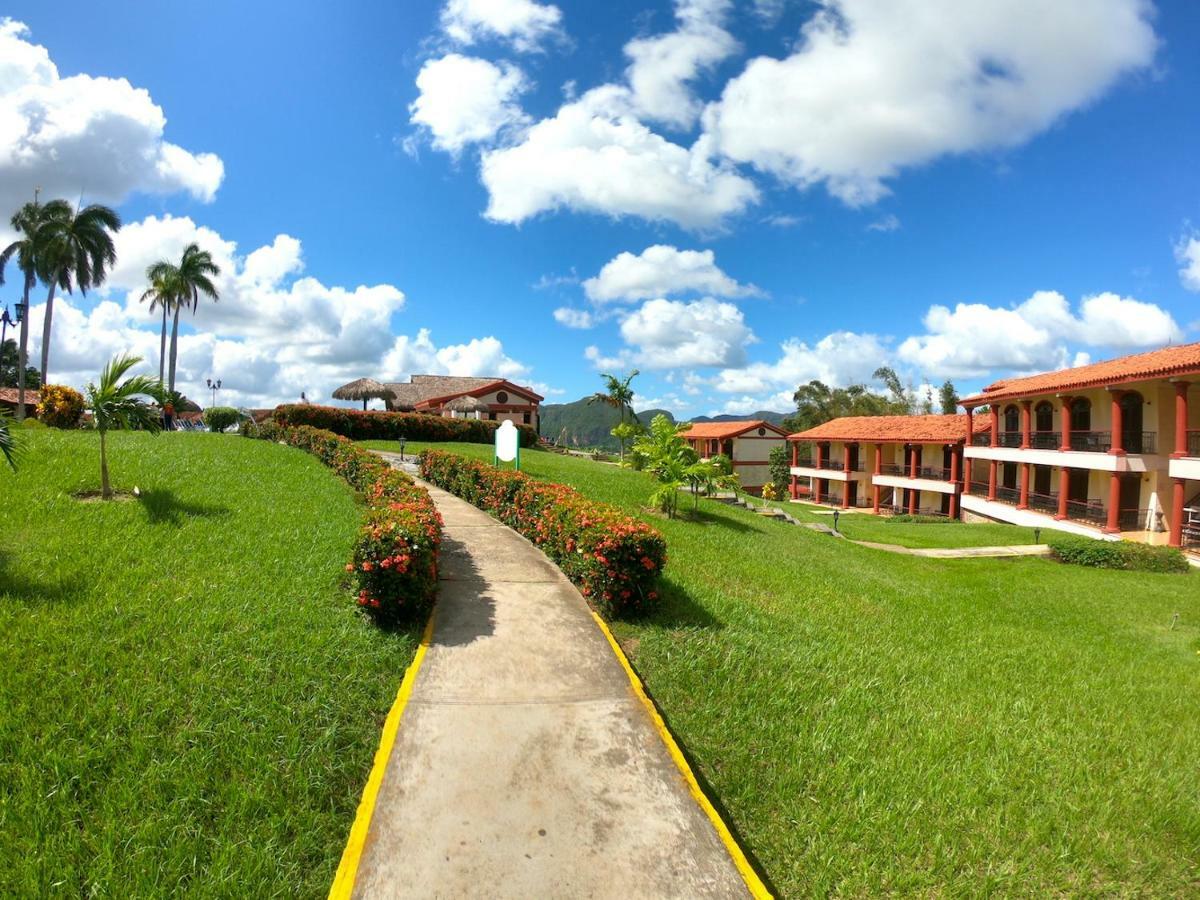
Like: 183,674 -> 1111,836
680,420 -> 788,494
787,415 -> 988,516
959,343 -> 1200,550
335,375 -> 544,431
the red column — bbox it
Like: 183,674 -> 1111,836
1172,382 -> 1190,458
1060,397 -> 1072,452
1055,467 -> 1069,520
842,444 -> 852,509
908,445 -> 919,514
1105,472 -> 1121,533
872,442 -> 882,513
1170,478 -> 1185,547
965,408 -> 974,445
1018,463 -> 1030,509
989,406 -> 999,447
1109,391 -> 1125,455
988,460 -> 998,501
949,446 -> 961,519
1020,400 -> 1032,449
790,441 -> 799,499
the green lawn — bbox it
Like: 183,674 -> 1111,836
369,440 -> 1200,896
1,431 -> 419,897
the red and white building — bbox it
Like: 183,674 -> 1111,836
377,375 -> 543,431
787,415 -> 986,516
680,420 -> 788,494
959,342 -> 1200,550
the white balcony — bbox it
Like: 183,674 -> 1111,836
964,444 -> 1164,473
1168,457 -> 1200,480
790,464 -> 864,482
872,473 -> 958,495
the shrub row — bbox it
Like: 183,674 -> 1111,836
271,404 -> 539,447
253,421 -> 443,622
419,449 -> 666,618
1047,533 -> 1189,574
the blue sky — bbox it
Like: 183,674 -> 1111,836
3,0 -> 1199,414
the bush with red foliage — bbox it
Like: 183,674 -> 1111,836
271,404 -> 538,447
255,421 -> 442,624
419,449 -> 665,618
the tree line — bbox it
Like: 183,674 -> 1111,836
782,367 -> 960,433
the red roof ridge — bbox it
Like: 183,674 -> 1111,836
681,419 -> 788,439
788,414 -> 987,443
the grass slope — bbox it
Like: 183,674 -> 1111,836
772,502 -> 1038,549
367,441 -> 1200,896
1,431 -> 419,896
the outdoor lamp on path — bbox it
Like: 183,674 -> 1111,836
398,432 -> 407,461
832,509 -> 840,533
206,378 -> 222,407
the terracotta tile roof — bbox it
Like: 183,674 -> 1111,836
375,375 -> 543,410
681,420 -> 788,440
0,387 -> 39,406
961,341 -> 1200,406
788,414 -> 987,443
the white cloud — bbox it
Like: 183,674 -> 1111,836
624,0 -> 739,130
553,307 -> 594,328
703,0 -> 1156,205
762,213 -> 804,227
712,330 -> 889,394
0,19 -> 223,214
28,214 -> 533,409
897,289 -> 1182,378
478,85 -> 759,229
1175,233 -> 1200,292
441,0 -> 564,53
867,213 -> 900,232
617,297 -> 754,368
409,54 -> 529,153
583,244 -> 760,303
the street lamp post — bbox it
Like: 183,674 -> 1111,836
206,377 -> 222,408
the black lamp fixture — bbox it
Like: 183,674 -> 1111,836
206,377 -> 222,407
398,431 -> 407,462
0,306 -> 15,346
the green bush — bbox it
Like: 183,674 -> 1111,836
202,406 -> 242,432
19,418 -> 47,429
36,384 -> 85,428
886,514 -> 953,524
1047,534 -> 1189,574
768,444 -> 789,497
272,404 -> 539,447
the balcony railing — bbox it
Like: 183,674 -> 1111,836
1188,431 -> 1200,458
1065,499 -> 1107,528
995,485 -> 1021,506
1029,431 -> 1061,450
1067,431 -> 1157,454
811,459 -> 865,472
971,433 -> 990,446
1026,491 -> 1059,515
1183,506 -> 1200,548
998,431 -> 1023,448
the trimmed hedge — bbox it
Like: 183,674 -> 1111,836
271,404 -> 539,447
1047,533 -> 1189,574
202,406 -> 242,432
253,422 -> 443,622
420,449 -> 666,618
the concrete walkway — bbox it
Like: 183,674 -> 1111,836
349,476 -> 751,898
852,541 -> 1052,559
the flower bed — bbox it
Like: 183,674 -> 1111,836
271,404 -> 538,446
254,422 -> 443,622
419,449 -> 666,617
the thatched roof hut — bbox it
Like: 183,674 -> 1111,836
332,378 -> 396,410
445,395 -> 488,416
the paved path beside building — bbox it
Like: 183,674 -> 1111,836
344,471 -> 754,899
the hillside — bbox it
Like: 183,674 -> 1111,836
540,398 -> 791,449
540,399 -> 674,450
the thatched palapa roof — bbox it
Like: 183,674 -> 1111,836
332,378 -> 396,403
445,395 -> 488,412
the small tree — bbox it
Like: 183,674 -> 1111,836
632,414 -> 697,519
36,384 -> 85,428
768,444 -> 790,498
203,406 -> 242,432
610,419 -> 643,462
85,354 -> 166,499
938,379 -> 959,414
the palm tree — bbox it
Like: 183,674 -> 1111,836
139,269 -> 178,386
0,410 -> 16,471
0,196 -> 63,420
84,354 -> 165,499
36,202 -> 121,385
150,243 -> 220,397
588,369 -> 639,422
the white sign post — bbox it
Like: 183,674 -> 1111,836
494,419 -> 520,470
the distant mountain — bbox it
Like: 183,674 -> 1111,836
540,398 -> 792,449
689,411 -> 790,426
540,398 -> 674,450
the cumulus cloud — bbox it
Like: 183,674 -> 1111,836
583,244 -> 761,304
0,19 -> 223,215
552,307 -> 594,329
440,0 -> 564,53
624,0 -> 739,130
897,290 -> 1182,378
1175,233 -> 1200,292
479,85 -> 758,229
712,330 -> 890,395
617,297 -> 754,368
409,54 -> 529,153
867,213 -> 900,232
703,0 -> 1156,205
29,215 -> 533,408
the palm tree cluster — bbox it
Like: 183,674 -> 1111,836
0,191 -> 221,427
0,194 -> 121,419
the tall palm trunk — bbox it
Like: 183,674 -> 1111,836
99,429 -> 112,499
40,272 -> 60,386
158,304 -> 168,385
16,277 -> 30,422
168,304 -> 181,395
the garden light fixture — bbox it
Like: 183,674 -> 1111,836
206,377 -> 222,407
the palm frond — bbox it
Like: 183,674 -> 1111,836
0,410 -> 17,471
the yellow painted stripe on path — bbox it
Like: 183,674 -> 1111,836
329,610 -> 437,900
589,610 -> 773,900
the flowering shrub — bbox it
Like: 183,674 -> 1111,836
271,404 -> 538,447
36,384 -> 85,428
253,421 -> 442,623
420,449 -> 666,618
